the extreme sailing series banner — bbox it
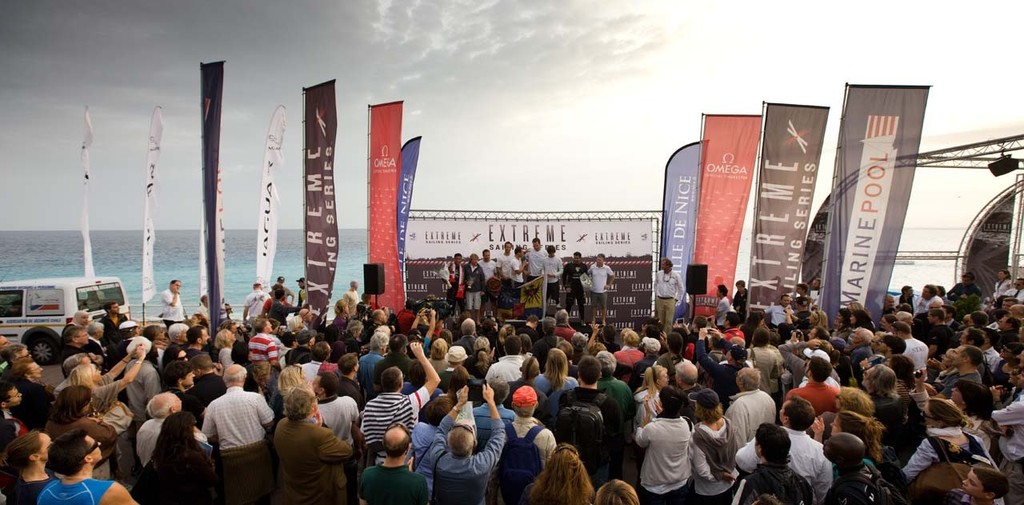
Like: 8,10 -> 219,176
303,81 -> 339,318
693,115 -> 761,316
660,142 -> 701,320
748,104 -> 829,310
368,101 -> 405,311
404,219 -> 654,327
200,61 -> 226,330
820,85 -> 929,319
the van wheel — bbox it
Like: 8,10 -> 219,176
26,336 -> 59,365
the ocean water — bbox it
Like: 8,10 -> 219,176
0,227 -> 965,313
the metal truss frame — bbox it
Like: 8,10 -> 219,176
915,133 -> 1024,169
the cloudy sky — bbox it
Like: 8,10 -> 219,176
2,0 -> 1022,233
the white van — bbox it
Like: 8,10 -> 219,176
0,277 -> 130,365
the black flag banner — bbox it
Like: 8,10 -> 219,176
303,81 -> 339,319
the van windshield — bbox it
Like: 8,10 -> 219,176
76,283 -> 125,312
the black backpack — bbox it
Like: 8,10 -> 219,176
554,389 -> 607,474
833,466 -> 909,505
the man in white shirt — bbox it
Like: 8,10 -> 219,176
654,258 -> 684,336
137,393 -> 182,466
313,372 -> 360,445
735,396 -> 832,504
764,293 -> 794,328
243,281 -> 270,328
343,281 -> 360,316
715,284 -> 731,328
894,320 -> 928,370
914,284 -> 942,315
588,254 -> 615,325
510,246 -> 526,288
160,279 -> 185,326
495,241 -> 516,289
479,249 -> 499,316
542,245 -> 563,305
526,238 -> 546,282
485,335 -> 526,382
725,368 -> 777,444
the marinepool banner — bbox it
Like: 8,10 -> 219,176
821,85 -> 929,319
303,81 -> 339,318
404,219 -> 654,327
368,101 -> 405,311
660,141 -> 701,320
200,61 -> 226,330
748,104 -> 829,310
693,115 -> 761,316
964,188 -> 1015,298
397,136 -> 422,281
801,195 -> 830,288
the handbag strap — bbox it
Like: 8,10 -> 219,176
933,437 -> 969,481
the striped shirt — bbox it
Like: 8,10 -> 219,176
201,386 -> 274,449
361,387 -> 430,459
248,334 -> 279,362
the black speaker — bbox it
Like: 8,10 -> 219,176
686,264 -> 708,294
989,156 -> 1020,177
364,264 -> 385,295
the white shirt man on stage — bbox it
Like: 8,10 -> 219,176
914,284 -> 942,315
588,254 -> 615,325
542,245 -> 563,304
495,241 -> 516,286
343,281 -> 360,316
526,238 -> 546,282
160,279 -> 185,326
654,258 -> 684,336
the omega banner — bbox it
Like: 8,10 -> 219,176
820,85 -> 929,319
368,101 -> 405,311
303,81 -> 339,318
404,219 -> 654,327
748,104 -> 829,310
693,115 -> 761,316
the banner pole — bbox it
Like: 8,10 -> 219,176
302,91 -> 307,292
366,105 -> 372,262
748,103 -> 768,289
820,84 -> 850,314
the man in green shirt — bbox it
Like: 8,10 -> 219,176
360,424 -> 429,505
595,350 -> 633,482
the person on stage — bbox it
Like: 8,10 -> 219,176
654,258 -> 684,336
563,252 -> 588,322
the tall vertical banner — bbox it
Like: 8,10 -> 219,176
820,85 -> 929,319
141,107 -> 163,303
660,142 -> 702,320
200,61 -> 226,330
256,105 -> 287,287
693,115 -> 761,314
368,101 -> 405,310
800,195 -> 830,286
303,81 -> 339,318
963,188 -> 1015,300
748,104 -> 829,310
397,136 -> 422,281
81,107 -> 95,278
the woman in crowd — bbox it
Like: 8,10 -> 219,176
44,385 -> 118,479
534,349 -> 578,422
851,309 -> 875,332
520,444 -> 594,505
496,324 -> 517,360
2,430 -> 56,505
246,361 -> 277,404
832,308 -> 853,342
402,361 -> 441,400
270,364 -> 308,420
151,411 -> 218,505
688,389 -> 740,505
411,396 -> 453,467
464,337 -> 492,379
594,480 -> 639,505
331,299 -> 350,330
214,328 -> 235,367
949,379 -> 995,451
747,328 -> 783,399
632,365 -> 667,430
614,329 -> 644,382
831,410 -> 887,466
861,364 -> 906,446
9,358 -> 52,431
506,356 -> 551,426
428,338 -> 449,375
739,311 -> 766,346
903,398 -> 995,483
64,344 -> 146,413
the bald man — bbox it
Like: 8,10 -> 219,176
360,424 -> 428,505
823,433 -> 885,505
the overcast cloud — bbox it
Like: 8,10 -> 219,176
1,0 -> 1022,232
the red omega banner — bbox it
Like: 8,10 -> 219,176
368,101 -> 405,310
693,115 -> 761,306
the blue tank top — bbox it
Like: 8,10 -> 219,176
37,479 -> 114,505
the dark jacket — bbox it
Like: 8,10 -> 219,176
824,464 -> 884,505
734,461 -> 814,505
188,372 -> 227,407
155,449 -> 218,505
531,335 -> 560,373
695,340 -> 743,410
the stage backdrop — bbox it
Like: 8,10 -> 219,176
404,218 -> 654,328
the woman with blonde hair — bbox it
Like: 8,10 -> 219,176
331,298 -> 349,329
831,410 -> 886,463
632,365 -> 667,429
534,349 -> 578,420
594,480 -> 639,505
428,338 -> 449,375
214,328 -> 236,366
64,343 -> 146,413
903,398 -> 995,484
614,329 -> 644,383
465,336 -> 492,379
270,364 -> 309,420
521,444 -> 594,505
748,327 -> 783,398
